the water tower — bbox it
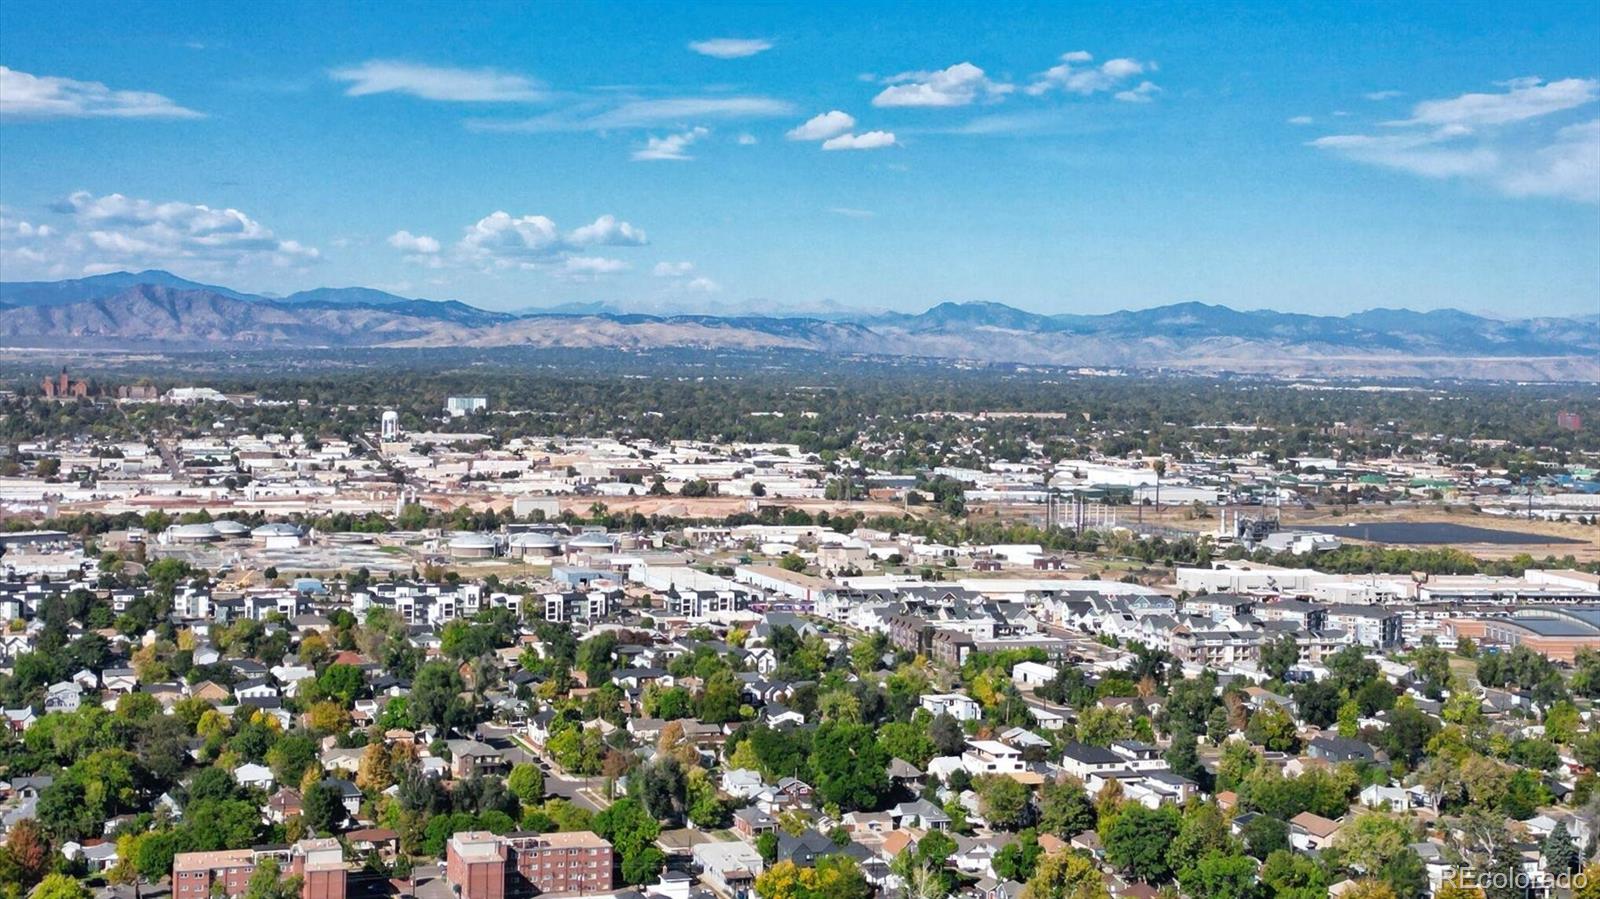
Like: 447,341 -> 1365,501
380,409 -> 400,441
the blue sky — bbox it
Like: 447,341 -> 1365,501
1,1 -> 1597,316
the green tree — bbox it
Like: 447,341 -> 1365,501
1245,704 -> 1298,752
507,764 -> 546,804
1545,821 -> 1578,875
1261,850 -> 1330,899
576,633 -> 619,684
301,782 -> 345,834
978,775 -> 1031,831
1241,814 -> 1288,860
410,661 -> 468,732
593,798 -> 663,885
244,858 -> 304,899
30,874 -> 92,899
315,664 -> 365,706
1038,777 -> 1097,839
1103,804 -> 1182,883
1181,852 -> 1260,899
1261,634 -> 1300,681
699,669 -> 744,724
809,720 -> 889,812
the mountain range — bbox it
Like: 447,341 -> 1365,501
0,271 -> 1594,381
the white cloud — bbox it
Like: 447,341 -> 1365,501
567,214 -> 648,246
0,191 -> 316,279
456,212 -> 562,266
329,60 -> 541,101
1497,118 -> 1600,202
1309,78 -> 1600,203
1310,129 -> 1499,179
632,127 -> 709,161
1365,90 -> 1403,101
1113,81 -> 1161,104
828,207 -> 876,218
469,96 -> 793,133
0,66 -> 202,120
737,132 -> 758,145
387,230 -> 440,255
652,260 -> 719,292
562,256 -> 629,276
873,62 -> 1012,108
787,110 -> 856,141
688,38 -> 773,59
1287,115 -> 1315,125
387,230 -> 443,267
821,130 -> 897,151
398,210 -> 652,273
1395,77 -> 1597,127
1025,52 -> 1156,98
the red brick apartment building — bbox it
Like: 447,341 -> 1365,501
447,830 -> 615,898
173,839 -> 347,899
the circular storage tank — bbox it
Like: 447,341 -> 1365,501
565,532 -> 616,553
448,532 -> 498,559
166,522 -> 223,543
508,532 -> 560,558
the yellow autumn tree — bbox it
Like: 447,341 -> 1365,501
1023,850 -> 1111,899
1435,874 -> 1485,899
356,741 -> 395,792
1574,863 -> 1600,899
1340,880 -> 1399,899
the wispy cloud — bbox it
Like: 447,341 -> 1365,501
1287,115 -> 1315,125
330,60 -> 542,102
468,96 -> 793,132
828,207 -> 876,218
688,38 -> 773,59
0,66 -> 202,120
1391,76 -> 1597,127
632,127 -> 710,161
1364,90 -> 1403,101
652,259 -> 719,293
1310,77 -> 1600,203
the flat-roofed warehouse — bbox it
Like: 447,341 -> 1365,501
1449,606 -> 1600,662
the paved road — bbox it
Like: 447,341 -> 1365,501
154,437 -> 188,484
506,731 -> 612,812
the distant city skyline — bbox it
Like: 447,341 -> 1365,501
1,1 -> 1597,316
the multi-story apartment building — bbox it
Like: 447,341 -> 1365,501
446,830 -> 615,899
173,839 -> 346,899
1325,604 -> 1402,649
1255,598 -> 1329,631
1170,624 -> 1261,668
173,849 -> 256,899
540,589 -> 617,623
1183,593 -> 1258,623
